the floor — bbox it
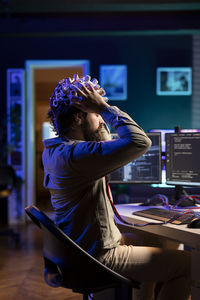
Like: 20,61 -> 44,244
0,219 -> 192,300
0,223 -> 82,300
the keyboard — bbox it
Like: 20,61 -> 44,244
132,207 -> 195,225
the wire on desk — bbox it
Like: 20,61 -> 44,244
108,189 -> 197,227
118,209 -> 195,227
106,176 -> 200,227
147,193 -> 170,208
172,194 -> 200,209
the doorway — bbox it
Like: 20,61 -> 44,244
26,60 -> 90,209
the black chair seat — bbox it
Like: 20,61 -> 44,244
25,205 -> 140,299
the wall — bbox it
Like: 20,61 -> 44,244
0,33 -> 192,132
0,11 -> 197,211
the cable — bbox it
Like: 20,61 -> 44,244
147,193 -> 170,208
173,194 -> 200,209
182,189 -> 194,201
105,176 -> 197,227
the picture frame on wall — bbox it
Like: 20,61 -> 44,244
99,65 -> 127,100
8,70 -> 24,98
156,67 -> 192,96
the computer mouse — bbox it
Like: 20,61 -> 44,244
187,218 -> 200,229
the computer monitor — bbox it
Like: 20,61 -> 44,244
166,132 -> 200,186
109,132 -> 162,184
42,122 -> 57,140
149,129 -> 200,153
149,129 -> 174,153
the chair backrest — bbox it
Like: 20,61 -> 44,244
25,206 -> 140,294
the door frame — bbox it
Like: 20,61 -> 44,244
25,60 -> 90,207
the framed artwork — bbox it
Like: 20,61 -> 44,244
156,67 -> 192,96
99,65 -> 127,100
8,70 -> 24,98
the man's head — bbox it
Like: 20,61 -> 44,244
48,75 -> 104,141
81,113 -> 104,142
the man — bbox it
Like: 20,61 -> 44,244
43,75 -> 191,300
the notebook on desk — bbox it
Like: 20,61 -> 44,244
132,207 -> 195,225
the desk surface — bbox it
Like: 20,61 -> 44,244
116,204 -> 200,249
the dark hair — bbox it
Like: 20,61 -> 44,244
48,79 -> 85,138
48,104 -> 85,138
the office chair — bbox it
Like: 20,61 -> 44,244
25,205 -> 140,300
0,165 -> 20,243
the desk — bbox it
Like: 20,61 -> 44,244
115,204 -> 200,300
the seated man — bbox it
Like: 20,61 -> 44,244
42,74 -> 191,300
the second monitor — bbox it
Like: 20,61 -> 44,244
166,132 -> 200,186
109,132 -> 161,184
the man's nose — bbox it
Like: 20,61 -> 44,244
99,115 -> 104,124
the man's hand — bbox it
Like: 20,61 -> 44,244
70,82 -> 110,114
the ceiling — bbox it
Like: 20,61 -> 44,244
1,0 -> 200,14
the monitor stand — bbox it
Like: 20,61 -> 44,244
174,185 -> 196,207
174,185 -> 183,202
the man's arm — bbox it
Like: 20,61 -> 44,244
68,82 -> 151,180
69,106 -> 151,180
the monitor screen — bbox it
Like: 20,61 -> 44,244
42,122 -> 57,140
149,129 -> 200,153
109,132 -> 162,184
149,129 -> 174,153
166,132 -> 200,186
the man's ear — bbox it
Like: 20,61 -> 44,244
74,112 -> 85,126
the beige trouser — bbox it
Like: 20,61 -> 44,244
97,232 -> 191,300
